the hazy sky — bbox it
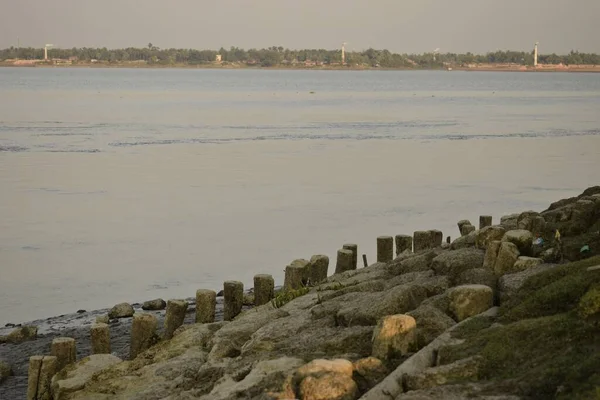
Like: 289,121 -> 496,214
1,0 -> 599,53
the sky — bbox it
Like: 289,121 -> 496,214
1,0 -> 599,54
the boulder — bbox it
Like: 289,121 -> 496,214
500,213 -> 519,231
517,212 -> 546,234
352,357 -> 388,393
371,314 -> 417,360
457,220 -> 472,236
430,248 -> 485,284
95,315 -> 109,324
1,325 -> 37,344
299,373 -> 358,400
447,285 -> 494,321
450,230 -> 477,250
455,268 -> 497,292
281,359 -> 358,400
387,250 -> 437,276
336,284 -> 428,327
475,225 -> 506,250
142,298 -> 166,311
295,358 -> 354,381
0,359 -> 12,383
460,224 -> 476,237
419,294 -> 452,318
51,354 -> 122,399
108,302 -> 134,319
512,256 -> 543,271
493,242 -> 520,276
502,230 -> 534,256
482,240 -> 502,270
206,356 -> 304,400
498,264 -> 559,304
404,355 -> 483,391
407,306 -> 457,349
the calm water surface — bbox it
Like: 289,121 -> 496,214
1,68 -> 599,324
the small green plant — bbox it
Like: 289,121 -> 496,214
271,286 -> 310,308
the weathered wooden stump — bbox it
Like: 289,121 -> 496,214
284,259 -> 309,290
413,231 -> 433,252
335,249 -> 355,274
163,299 -> 188,340
90,323 -> 111,354
223,280 -> 244,321
195,289 -> 216,323
51,337 -> 76,372
27,355 -> 57,400
309,255 -> 329,284
377,236 -> 394,262
429,229 -> 443,248
479,215 -> 493,229
130,313 -> 157,360
342,244 -> 358,270
254,274 -> 274,306
395,234 -> 413,255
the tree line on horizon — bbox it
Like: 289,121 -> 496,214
1,44 -> 599,68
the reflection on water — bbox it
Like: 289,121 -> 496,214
1,68 -> 599,324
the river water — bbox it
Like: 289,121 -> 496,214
0,67 -> 599,325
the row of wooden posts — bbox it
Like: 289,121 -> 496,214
26,216 -> 495,399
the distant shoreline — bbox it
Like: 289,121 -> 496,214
2,62 -> 600,73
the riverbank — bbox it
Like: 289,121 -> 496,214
1,186 -> 598,399
2,61 -> 600,73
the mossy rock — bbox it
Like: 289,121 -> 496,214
578,284 -> 600,320
435,256 -> 600,399
500,256 -> 600,322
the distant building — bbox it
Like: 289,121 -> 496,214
215,54 -> 222,62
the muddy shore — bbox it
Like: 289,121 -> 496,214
0,291 -> 259,400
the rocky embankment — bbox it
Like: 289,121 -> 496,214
1,186 -> 599,400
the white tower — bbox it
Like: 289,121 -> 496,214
534,42 -> 539,67
342,42 -> 346,65
44,44 -> 53,60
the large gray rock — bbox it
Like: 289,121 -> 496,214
352,357 -> 388,393
482,240 -> 502,270
475,225 -> 506,250
205,356 -> 304,400
500,213 -> 520,231
108,302 -> 134,319
498,263 -> 559,304
279,359 -> 358,400
142,298 -> 166,311
387,250 -> 437,276
513,256 -> 543,272
404,355 -> 483,391
493,242 -> 520,276
0,325 -> 37,344
455,268 -> 497,292
450,230 -> 477,250
335,284 -> 428,327
447,285 -> 494,321
51,354 -> 122,399
517,211 -> 546,233
431,248 -> 485,284
407,306 -> 457,349
372,314 -> 417,360
0,359 -> 12,383
502,229 -> 534,256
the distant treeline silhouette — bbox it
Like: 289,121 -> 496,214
1,44 -> 599,68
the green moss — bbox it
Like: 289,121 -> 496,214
440,313 -> 599,399
500,256 -> 600,322
578,284 -> 600,319
270,287 -> 309,308
450,315 -> 495,339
